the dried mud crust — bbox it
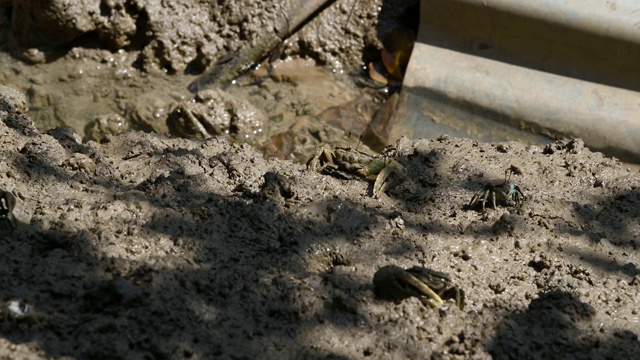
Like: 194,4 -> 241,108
0,112 -> 639,359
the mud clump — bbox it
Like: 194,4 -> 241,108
166,89 -> 267,141
5,0 -> 381,73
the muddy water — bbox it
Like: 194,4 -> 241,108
3,49 -> 635,171
0,50 -> 511,139
0,48 -> 193,137
0,48 -> 359,149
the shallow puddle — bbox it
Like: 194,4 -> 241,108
2,48 -> 636,170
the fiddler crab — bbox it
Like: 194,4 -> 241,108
0,190 -> 16,230
1,299 -> 30,322
306,144 -> 405,198
468,165 -> 526,212
373,265 -> 465,310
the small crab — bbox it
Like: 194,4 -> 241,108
0,190 -> 16,230
306,144 -> 405,198
373,265 -> 465,310
468,166 -> 526,211
1,299 -> 30,322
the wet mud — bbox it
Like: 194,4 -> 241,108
0,0 -> 638,359
0,101 -> 638,358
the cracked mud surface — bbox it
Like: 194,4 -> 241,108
0,107 -> 638,359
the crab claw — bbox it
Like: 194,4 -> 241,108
373,265 -> 444,306
372,159 -> 405,198
306,146 -> 334,172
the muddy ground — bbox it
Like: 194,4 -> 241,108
0,0 -> 639,359
1,99 -> 639,359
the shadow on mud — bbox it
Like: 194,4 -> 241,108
2,122 -> 638,359
489,290 -> 640,359
574,187 -> 639,247
0,133 -> 451,358
557,186 -> 640,278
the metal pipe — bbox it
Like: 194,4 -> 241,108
395,0 -> 640,162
